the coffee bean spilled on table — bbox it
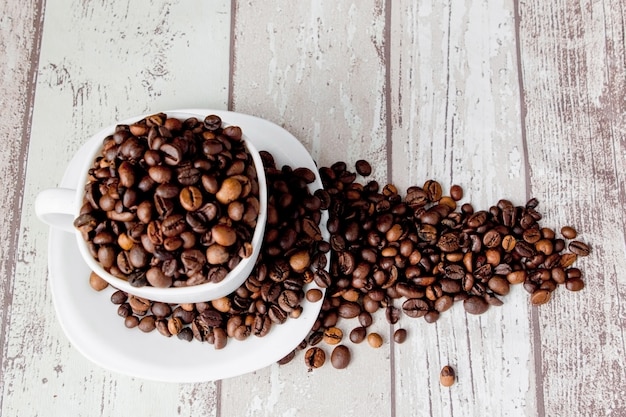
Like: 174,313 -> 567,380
90,152 -> 591,373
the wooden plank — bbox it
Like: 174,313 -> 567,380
389,1 -> 537,415
0,0 -> 44,410
1,0 -> 230,415
226,1 -> 392,416
518,1 -> 626,416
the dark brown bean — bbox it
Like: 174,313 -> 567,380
330,345 -> 351,369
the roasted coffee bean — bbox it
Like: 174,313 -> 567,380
138,316 -> 156,333
89,271 -> 108,291
330,345 -> 351,369
450,185 -> 463,201
385,306 -> 400,324
213,327 -> 227,350
349,326 -> 367,344
313,269 -> 332,288
128,295 -> 151,315
565,277 -> 585,291
306,288 -> 323,303
117,303 -> 131,318
110,290 -> 127,305
434,295 -> 454,313
530,289 -> 551,305
177,327 -> 194,342
487,276 -> 510,296
393,328 -> 408,344
463,296 -> 489,315
367,332 -> 383,348
106,153 -> 591,372
278,290 -> 300,313
568,241 -> 590,256
323,327 -> 343,345
146,266 -> 173,288
440,365 -> 455,387
77,113 -> 261,288
559,253 -> 578,267
124,315 -> 139,328
402,298 -> 429,318
151,302 -> 172,319
180,186 -> 203,211
338,301 -> 361,319
355,160 -> 372,176
561,226 -> 577,239
304,347 -> 326,369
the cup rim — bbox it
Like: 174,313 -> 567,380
73,110 -> 268,304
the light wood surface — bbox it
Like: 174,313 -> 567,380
1,0 -> 624,416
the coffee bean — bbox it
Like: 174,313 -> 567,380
355,160 -> 372,176
104,153 -> 591,373
393,328 -> 407,344
179,186 -> 203,211
338,301 -> 361,319
146,266 -> 173,288
330,345 -> 351,369
213,328 -> 227,349
323,327 -> 343,345
138,316 -> 156,333
568,241 -> 590,256
78,113 -> 262,289
367,332 -> 383,348
530,289 -> 551,305
440,365 -> 455,387
304,347 -> 326,369
487,276 -> 510,296
385,306 -> 400,324
349,326 -> 367,344
89,271 -> 108,291
565,277 -> 585,291
559,253 -> 578,267
463,296 -> 489,315
177,327 -> 194,342
434,295 -> 454,313
561,226 -> 577,239
124,315 -> 139,328
306,288 -> 323,303
450,185 -> 463,201
110,290 -> 127,305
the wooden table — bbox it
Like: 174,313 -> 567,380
2,1 -> 624,416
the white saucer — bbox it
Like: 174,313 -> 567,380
47,109 -> 328,383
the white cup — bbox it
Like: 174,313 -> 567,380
35,110 -> 267,304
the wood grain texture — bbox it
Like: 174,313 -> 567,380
389,1 -> 535,416
1,1 -> 230,415
2,0 -> 625,415
0,0 -> 44,411
231,0 -> 389,178
518,1 -> 626,416
226,1 -> 393,416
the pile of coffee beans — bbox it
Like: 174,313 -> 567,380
90,153 -> 590,373
75,113 -> 262,288
277,159 -> 589,370
97,152 -> 327,349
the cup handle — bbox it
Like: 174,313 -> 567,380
35,188 -> 78,233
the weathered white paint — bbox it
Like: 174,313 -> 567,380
0,2 -> 44,413
518,1 -> 626,416
2,1 -> 229,416
226,2 -> 392,416
1,0 -> 625,416
389,1 -> 534,416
